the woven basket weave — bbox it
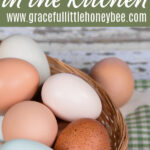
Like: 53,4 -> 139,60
47,56 -> 128,150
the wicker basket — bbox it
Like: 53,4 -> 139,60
47,56 -> 128,150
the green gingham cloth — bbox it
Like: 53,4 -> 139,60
135,80 -> 150,90
126,80 -> 150,150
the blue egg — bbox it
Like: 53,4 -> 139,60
0,139 -> 53,150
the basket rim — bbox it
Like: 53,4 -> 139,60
47,56 -> 129,150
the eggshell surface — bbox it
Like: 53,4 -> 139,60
0,58 -> 39,113
0,35 -> 50,84
2,101 -> 58,146
54,118 -> 111,150
42,73 -> 102,121
0,139 -> 53,150
90,57 -> 134,107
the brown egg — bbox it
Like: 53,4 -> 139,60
2,101 -> 58,146
90,57 -> 134,107
54,118 -> 110,150
0,58 -> 40,113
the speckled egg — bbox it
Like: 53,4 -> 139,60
54,118 -> 111,150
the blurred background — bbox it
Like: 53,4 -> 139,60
0,27 -> 150,80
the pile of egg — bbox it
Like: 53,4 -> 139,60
0,35 -> 134,150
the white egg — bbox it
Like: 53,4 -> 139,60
0,116 -> 4,142
42,73 -> 102,121
0,35 -> 50,85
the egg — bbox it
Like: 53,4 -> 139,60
2,101 -> 58,146
54,118 -> 111,150
0,139 -> 53,150
0,116 -> 4,142
0,58 -> 39,113
0,35 -> 50,84
90,57 -> 134,107
42,73 -> 102,122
